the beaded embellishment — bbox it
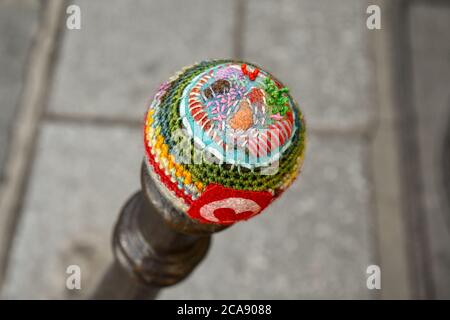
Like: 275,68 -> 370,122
144,60 -> 306,225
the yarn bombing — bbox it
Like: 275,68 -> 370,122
144,60 -> 306,225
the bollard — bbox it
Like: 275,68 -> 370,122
92,60 -> 306,299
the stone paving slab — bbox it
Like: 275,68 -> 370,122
1,122 -> 142,299
0,0 -> 39,179
1,122 -> 373,299
243,0 -> 376,131
47,0 -> 375,132
161,133 -> 373,299
47,0 -> 236,120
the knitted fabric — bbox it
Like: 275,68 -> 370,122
144,60 -> 306,225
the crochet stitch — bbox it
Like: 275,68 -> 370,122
144,60 -> 306,225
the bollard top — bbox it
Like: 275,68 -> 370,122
144,60 -> 306,225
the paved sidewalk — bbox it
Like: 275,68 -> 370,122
409,3 -> 450,297
0,0 -> 420,299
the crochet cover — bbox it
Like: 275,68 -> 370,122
144,60 -> 306,225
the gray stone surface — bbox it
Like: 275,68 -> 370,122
243,0 -> 376,131
48,0 -> 236,120
1,122 -> 142,299
409,3 -> 450,298
1,123 -> 373,299
161,133 -> 373,299
0,0 -> 39,179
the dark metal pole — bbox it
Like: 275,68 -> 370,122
92,161 -> 226,299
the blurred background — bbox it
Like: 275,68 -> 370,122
0,0 -> 448,299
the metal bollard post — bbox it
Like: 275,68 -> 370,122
92,163 -> 226,299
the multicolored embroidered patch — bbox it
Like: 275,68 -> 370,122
144,60 -> 306,225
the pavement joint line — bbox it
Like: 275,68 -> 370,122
368,0 -> 414,299
393,0 -> 435,299
44,112 -> 143,129
0,0 -> 66,291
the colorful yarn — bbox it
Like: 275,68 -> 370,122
144,60 -> 306,225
